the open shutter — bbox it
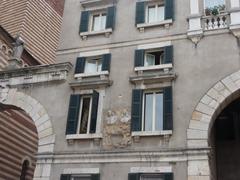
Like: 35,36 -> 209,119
106,6 -> 116,29
102,54 -> 111,72
164,173 -> 173,180
79,11 -> 89,33
128,173 -> 140,180
163,46 -> 173,64
131,89 -> 143,131
60,174 -> 71,180
90,90 -> 99,133
164,0 -> 174,20
135,2 -> 145,25
66,94 -> 81,135
134,49 -> 144,67
163,86 -> 173,130
91,174 -> 100,180
75,57 -> 86,74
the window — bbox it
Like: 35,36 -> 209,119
20,160 -> 30,180
71,175 -> 92,180
91,13 -> 107,31
84,56 -> 102,73
131,87 -> 173,133
65,91 -> 99,135
128,173 -> 173,180
145,49 -> 164,67
143,91 -> 163,131
61,174 -> 100,180
74,54 -> 111,75
147,4 -> 165,23
204,0 -> 225,15
134,46 -> 173,68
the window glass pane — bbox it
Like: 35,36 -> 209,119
205,0 -> 225,8
92,15 -> 101,31
85,59 -> 97,73
157,5 -> 165,21
145,54 -> 155,66
155,93 -> 163,131
72,177 -> 91,180
148,6 -> 156,23
101,14 -> 106,30
79,97 -> 91,134
144,93 -> 153,131
97,59 -> 102,72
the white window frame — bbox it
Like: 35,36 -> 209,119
146,2 -> 165,23
84,56 -> 103,74
77,95 -> 93,135
144,49 -> 164,67
90,11 -> 107,32
141,90 -> 163,132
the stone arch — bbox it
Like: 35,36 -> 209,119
187,70 -> 240,180
0,87 -> 55,154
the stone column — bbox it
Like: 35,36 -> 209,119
188,0 -> 203,45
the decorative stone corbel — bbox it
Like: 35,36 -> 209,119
187,33 -> 203,47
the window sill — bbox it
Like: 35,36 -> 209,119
132,130 -> 172,137
137,19 -> 173,32
80,28 -> 113,40
74,71 -> 109,79
134,64 -> 173,72
66,133 -> 102,140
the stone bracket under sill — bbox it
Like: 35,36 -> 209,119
130,72 -> 176,85
70,79 -> 113,90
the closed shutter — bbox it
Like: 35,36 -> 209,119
134,49 -> 145,67
90,90 -> 99,133
79,11 -> 89,33
164,173 -> 173,180
163,86 -> 173,130
135,1 -> 145,25
60,174 -> 71,180
128,173 -> 140,180
164,0 -> 174,20
163,46 -> 173,64
66,94 -> 81,135
91,174 -> 100,180
102,54 -> 111,72
75,57 -> 86,74
106,6 -> 116,29
131,89 -> 143,131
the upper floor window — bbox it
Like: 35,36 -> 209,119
135,0 -> 174,31
204,0 -> 225,16
91,12 -> 107,31
134,45 -> 173,70
74,54 -> 111,76
128,173 -> 173,180
79,6 -> 116,39
61,174 -> 100,180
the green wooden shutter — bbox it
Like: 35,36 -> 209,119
60,174 -> 71,180
79,11 -> 89,33
164,173 -> 173,180
131,89 -> 143,131
106,6 -> 116,29
163,46 -> 173,64
134,49 -> 145,67
163,86 -> 173,130
75,57 -> 86,74
128,173 -> 140,180
102,54 -> 111,72
164,0 -> 174,20
66,94 -> 81,135
90,90 -> 99,133
135,2 -> 145,25
91,174 -> 100,180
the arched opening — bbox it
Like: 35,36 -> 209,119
210,98 -> 240,180
0,104 -> 38,180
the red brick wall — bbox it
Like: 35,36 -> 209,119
45,0 -> 65,16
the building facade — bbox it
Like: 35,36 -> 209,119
0,0 -> 240,180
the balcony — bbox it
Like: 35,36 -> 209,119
202,13 -> 229,30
